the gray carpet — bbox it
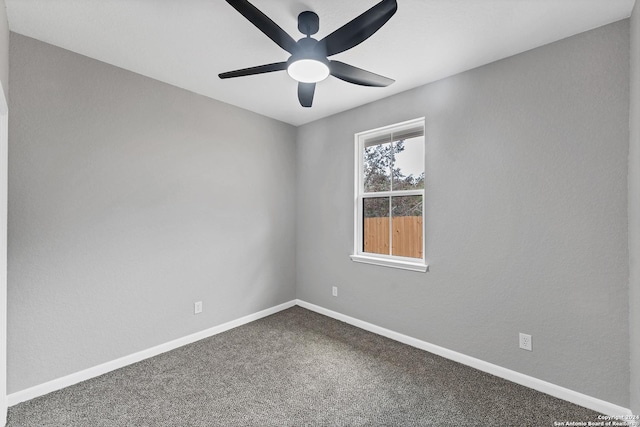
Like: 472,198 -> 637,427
8,306 -> 601,426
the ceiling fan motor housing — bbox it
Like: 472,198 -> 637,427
289,37 -> 326,62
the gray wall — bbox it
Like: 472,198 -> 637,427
7,33 -> 296,393
630,2 -> 640,415
0,0 -> 7,95
296,21 -> 630,406
0,0 -> 7,422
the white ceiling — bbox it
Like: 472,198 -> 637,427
5,0 -> 636,126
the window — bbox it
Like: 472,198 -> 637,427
351,118 -> 427,272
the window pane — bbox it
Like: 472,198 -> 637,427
392,136 -> 424,191
363,141 -> 392,192
391,195 -> 423,258
363,197 -> 389,255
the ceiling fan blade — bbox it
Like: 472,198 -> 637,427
298,82 -> 316,107
226,0 -> 298,54
329,61 -> 394,87
219,62 -> 288,79
317,0 -> 397,57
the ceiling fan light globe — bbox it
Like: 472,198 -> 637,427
287,59 -> 330,83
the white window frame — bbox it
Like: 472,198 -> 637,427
350,117 -> 427,272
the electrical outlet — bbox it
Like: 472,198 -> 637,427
194,301 -> 203,314
332,286 -> 338,297
519,333 -> 532,351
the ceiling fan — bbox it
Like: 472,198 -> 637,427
218,0 -> 398,108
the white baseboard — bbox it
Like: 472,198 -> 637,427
296,299 -> 632,418
7,300 -> 297,406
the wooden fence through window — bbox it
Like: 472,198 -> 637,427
364,216 -> 423,259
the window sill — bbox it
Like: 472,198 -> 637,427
350,254 -> 428,272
